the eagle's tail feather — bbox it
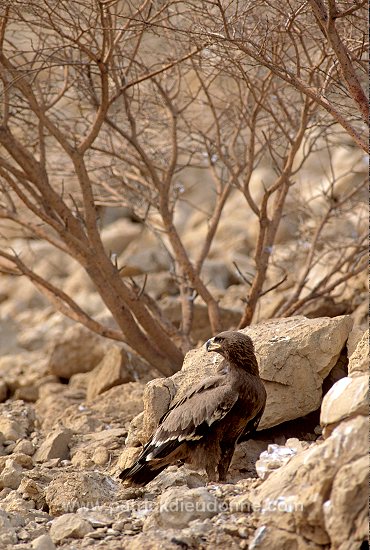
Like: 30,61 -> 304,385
119,460 -> 167,486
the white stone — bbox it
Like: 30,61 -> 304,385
50,513 -> 93,543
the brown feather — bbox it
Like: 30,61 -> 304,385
119,331 -> 266,485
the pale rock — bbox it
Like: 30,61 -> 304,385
136,271 -> 178,300
14,385 -> 39,402
249,415 -> 368,549
34,428 -> 72,462
0,488 -> 36,513
125,411 -> 145,447
18,478 -> 44,508
116,446 -> 141,472
6,452 -> 33,469
48,325 -> 108,379
159,487 -> 221,529
71,428 -> 126,464
146,466 -> 206,491
89,383 -> 145,428
323,455 -> 368,550
0,401 -> 35,440
0,317 -> 21,355
229,494 -> 253,513
0,418 -> 24,441
35,384 -> 85,430
92,446 -> 110,465
71,449 -> 94,469
53,384 -> 143,437
249,525 -> 321,550
255,444 -> 298,480
348,329 -> 368,376
246,316 -> 353,428
118,230 -> 170,276
68,372 -> 90,390
129,316 -> 353,448
86,346 -> 136,401
77,510 -> 114,528
346,326 -> 367,357
320,375 -> 368,433
125,532 -> 181,550
13,439 -> 35,456
0,509 -> 17,544
16,311 -> 67,351
0,458 -> 23,489
139,377 -> 176,443
50,513 -> 93,542
0,352 -> 48,396
31,533 -> 56,550
45,471 -> 118,516
101,218 -> 142,255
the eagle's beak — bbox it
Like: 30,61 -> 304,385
206,338 -> 222,352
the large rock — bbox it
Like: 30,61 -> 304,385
0,509 -> 17,545
45,471 -> 118,516
34,428 -> 72,462
35,383 -> 85,430
125,316 -> 353,448
0,400 -> 36,440
48,325 -> 108,379
249,415 -> 368,549
348,328 -> 368,376
320,327 -> 368,436
158,487 -> 222,529
50,513 -> 93,542
86,346 -> 140,401
31,534 -> 56,550
101,218 -> 142,255
0,351 -> 50,401
323,455 -> 368,549
320,375 -> 368,434
0,458 -> 23,489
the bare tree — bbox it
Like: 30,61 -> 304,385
0,0 -> 366,371
199,0 -> 368,151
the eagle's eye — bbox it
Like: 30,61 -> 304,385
214,336 -> 224,343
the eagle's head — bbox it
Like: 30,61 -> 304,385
206,331 -> 258,372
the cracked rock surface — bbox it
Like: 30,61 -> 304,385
0,312 -> 367,549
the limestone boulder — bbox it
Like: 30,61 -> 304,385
35,383 -> 85,430
86,345 -> 150,401
48,325 -> 108,379
101,218 -> 142,255
33,429 -> 72,462
31,534 -> 56,550
158,487 -> 222,529
0,458 -> 23,489
0,351 -> 50,400
45,471 -> 118,516
118,230 -> 170,276
249,415 -> 368,549
127,316 -> 353,447
0,509 -> 17,545
320,375 -> 368,435
348,328 -> 368,376
0,400 -> 36,440
323,455 -> 368,550
50,513 -> 93,542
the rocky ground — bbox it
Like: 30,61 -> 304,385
0,301 -> 367,549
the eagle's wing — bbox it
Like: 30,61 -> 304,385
146,375 -> 239,459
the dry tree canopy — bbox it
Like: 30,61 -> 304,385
0,0 -> 367,372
